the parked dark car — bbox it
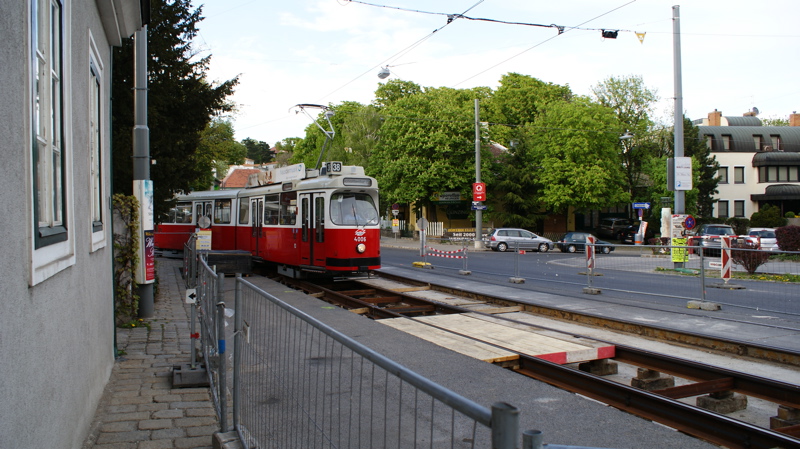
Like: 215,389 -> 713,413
619,222 -> 656,244
688,224 -> 737,256
556,232 -> 615,254
596,218 -> 631,239
484,228 -> 553,252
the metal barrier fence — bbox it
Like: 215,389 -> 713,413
178,236 -> 619,448
231,276 -> 519,448
195,254 -> 229,431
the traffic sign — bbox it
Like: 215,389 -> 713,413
471,204 -> 487,211
684,215 -> 696,230
632,202 -> 651,210
473,182 -> 486,202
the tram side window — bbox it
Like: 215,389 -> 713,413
169,202 -> 192,223
264,194 -> 280,225
238,199 -> 249,225
280,191 -> 297,225
330,193 -> 379,225
214,199 -> 232,224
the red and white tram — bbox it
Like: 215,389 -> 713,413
154,162 -> 381,276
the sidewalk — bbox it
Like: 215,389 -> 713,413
82,258 -> 218,449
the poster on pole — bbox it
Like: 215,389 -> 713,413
134,180 -> 155,284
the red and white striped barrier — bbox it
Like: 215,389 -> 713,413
424,246 -> 467,259
720,236 -> 732,281
586,236 -> 596,272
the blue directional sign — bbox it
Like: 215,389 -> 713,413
632,202 -> 651,210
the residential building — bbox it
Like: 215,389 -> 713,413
0,1 -> 146,447
695,110 -> 800,219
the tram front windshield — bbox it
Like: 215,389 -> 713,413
330,193 -> 379,226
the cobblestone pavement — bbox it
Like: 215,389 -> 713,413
82,258 -> 218,449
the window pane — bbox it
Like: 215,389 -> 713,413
718,167 -> 728,184
734,167 -> 744,184
734,200 -> 745,218
214,199 -> 231,224
717,200 -> 729,218
790,166 -> 799,182
90,69 -> 102,225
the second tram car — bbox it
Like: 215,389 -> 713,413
154,162 -> 381,276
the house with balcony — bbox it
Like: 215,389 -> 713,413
695,110 -> 800,219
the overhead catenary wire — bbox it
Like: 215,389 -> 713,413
319,0 -> 485,102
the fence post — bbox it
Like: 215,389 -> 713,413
522,429 -> 544,449
491,402 -> 520,449
232,275 -> 242,430
216,301 -> 227,432
699,247 -> 706,302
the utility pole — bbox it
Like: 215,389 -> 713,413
133,26 -> 154,318
672,5 -> 685,215
474,99 -> 483,250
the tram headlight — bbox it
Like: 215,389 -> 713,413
356,243 -> 367,254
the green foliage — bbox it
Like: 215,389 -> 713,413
487,73 -> 573,150
113,194 -> 140,325
371,86 -> 492,210
776,225 -> 800,251
724,217 -> 750,235
762,117 -> 789,127
242,138 -> 272,164
786,211 -> 797,218
529,98 -> 630,212
592,75 -> 660,203
680,118 -> 719,218
373,79 -> 423,108
191,120 -> 247,191
750,204 -> 787,228
112,0 -> 239,220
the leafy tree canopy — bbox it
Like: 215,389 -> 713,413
529,98 -> 630,212
371,86 -> 492,209
112,0 -> 238,221
242,138 -> 272,164
190,120 -> 246,191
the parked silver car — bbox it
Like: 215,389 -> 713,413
748,228 -> 779,251
485,228 -> 553,252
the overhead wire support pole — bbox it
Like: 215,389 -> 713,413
293,104 -> 336,170
672,5 -> 685,216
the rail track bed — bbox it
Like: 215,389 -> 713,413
273,270 -> 800,449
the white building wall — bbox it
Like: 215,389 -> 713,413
713,152 -> 758,218
0,1 -> 139,447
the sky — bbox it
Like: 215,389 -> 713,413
189,0 -> 800,145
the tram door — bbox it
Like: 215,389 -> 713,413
249,197 -> 264,258
299,193 -> 326,267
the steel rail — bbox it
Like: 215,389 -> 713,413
374,270 -> 800,366
514,355 -> 800,449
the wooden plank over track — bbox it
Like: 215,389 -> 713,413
380,313 -> 615,365
379,318 -> 519,364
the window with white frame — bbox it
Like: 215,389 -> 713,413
32,0 -> 66,248
734,166 -> 745,184
718,166 -> 729,184
717,200 -> 729,218
90,63 -> 103,232
734,200 -> 745,218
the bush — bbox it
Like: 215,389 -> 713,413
750,204 -> 787,228
786,211 -> 797,218
776,225 -> 800,251
730,240 -> 771,274
724,217 -> 750,235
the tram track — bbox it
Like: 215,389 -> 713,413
271,270 -> 800,449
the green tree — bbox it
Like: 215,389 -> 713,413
371,86 -> 492,212
674,117 -> 719,218
274,137 -> 301,166
487,73 -> 573,150
591,75 -> 659,205
762,116 -> 789,127
190,120 -> 246,191
529,98 -> 630,212
112,0 -> 238,221
374,79 -> 423,108
242,138 -> 272,164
